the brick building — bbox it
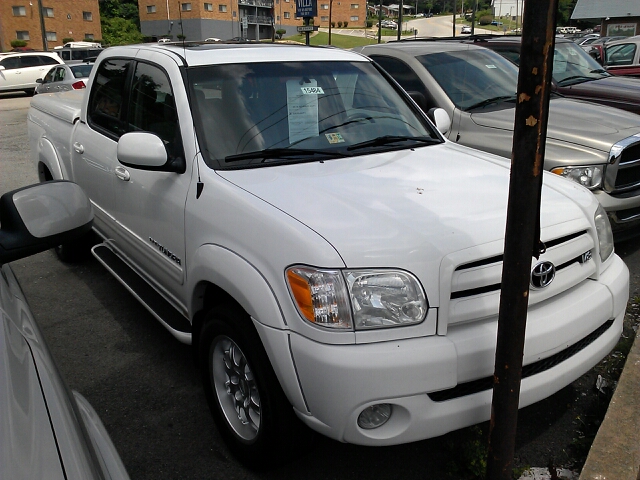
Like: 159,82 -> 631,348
137,0 -> 367,42
0,0 -> 101,52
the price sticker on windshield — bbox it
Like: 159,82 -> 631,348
301,86 -> 324,95
485,64 -> 497,69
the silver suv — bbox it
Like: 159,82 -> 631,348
0,51 -> 64,95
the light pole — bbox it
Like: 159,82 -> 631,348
328,0 -> 333,45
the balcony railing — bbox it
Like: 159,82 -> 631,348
246,14 -> 274,24
238,0 -> 274,8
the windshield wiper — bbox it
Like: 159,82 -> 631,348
557,75 -> 598,86
465,95 -> 517,111
225,147 -> 349,163
346,135 -> 440,152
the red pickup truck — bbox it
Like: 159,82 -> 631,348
604,35 -> 640,78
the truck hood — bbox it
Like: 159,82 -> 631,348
470,97 -> 640,153
218,143 -> 593,269
560,75 -> 640,111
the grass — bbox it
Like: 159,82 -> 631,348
284,31 -> 378,48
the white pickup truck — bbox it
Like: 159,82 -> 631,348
28,42 -> 629,468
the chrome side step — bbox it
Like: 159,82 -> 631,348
92,243 -> 192,343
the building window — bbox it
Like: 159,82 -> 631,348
321,15 -> 328,21
147,5 -> 156,12
285,0 -> 290,3
350,3 -> 358,7
284,11 -> 290,18
46,31 -> 57,41
85,33 -> 94,40
320,4 -> 328,9
181,2 -> 192,11
219,4 -> 227,12
16,30 -> 30,40
204,2 -> 213,10
83,11 -> 92,21
12,6 -> 26,16
43,7 -> 54,17
350,15 -> 358,20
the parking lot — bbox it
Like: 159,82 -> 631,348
3,90 -> 640,479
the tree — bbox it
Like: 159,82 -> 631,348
100,0 -> 141,27
101,17 -> 144,46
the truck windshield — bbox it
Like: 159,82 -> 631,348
187,61 -> 440,169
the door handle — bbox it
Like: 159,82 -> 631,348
73,142 -> 84,153
115,166 -> 131,181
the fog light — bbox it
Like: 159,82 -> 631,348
357,404 -> 392,430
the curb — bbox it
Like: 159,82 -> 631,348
579,326 -> 640,480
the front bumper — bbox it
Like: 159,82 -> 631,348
288,254 -> 628,445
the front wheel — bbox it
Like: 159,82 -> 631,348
199,305 -> 312,469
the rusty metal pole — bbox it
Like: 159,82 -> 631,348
485,1 -> 558,479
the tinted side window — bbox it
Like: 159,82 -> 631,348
0,57 -> 21,70
88,59 -> 131,138
128,62 -> 182,160
38,55 -> 60,66
21,56 -> 42,67
369,55 -> 434,111
606,44 -> 637,66
43,67 -> 56,82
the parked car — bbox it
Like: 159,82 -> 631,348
28,41 -> 628,468
35,62 -> 94,94
584,36 -> 626,62
0,181 -> 129,480
381,19 -> 398,29
603,35 -> 640,78
457,36 -> 640,114
354,41 -> 640,233
490,20 -> 503,26
0,51 -> 64,95
461,25 -> 472,34
53,46 -> 103,65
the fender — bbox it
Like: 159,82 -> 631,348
188,243 -> 309,413
37,136 -> 64,180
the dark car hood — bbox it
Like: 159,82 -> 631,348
558,75 -> 640,113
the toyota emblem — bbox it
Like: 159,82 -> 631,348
530,261 -> 555,289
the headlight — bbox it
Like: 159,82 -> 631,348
594,204 -> 614,262
285,267 -> 428,330
550,165 -> 603,190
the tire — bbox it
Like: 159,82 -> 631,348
54,231 -> 97,263
198,304 -> 312,470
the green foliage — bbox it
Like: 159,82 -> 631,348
62,37 -> 74,43
10,40 -> 27,47
476,9 -> 492,20
177,34 -> 186,40
101,17 -> 144,46
478,15 -> 493,25
275,29 -> 286,39
337,21 -> 343,27
557,0 -> 577,26
343,21 -> 348,27
366,20 -> 373,28
100,0 -> 140,25
446,427 -> 488,479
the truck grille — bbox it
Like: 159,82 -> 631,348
605,133 -> 640,195
443,229 -> 595,327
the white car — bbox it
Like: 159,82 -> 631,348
461,25 -> 472,34
0,181 -> 129,480
28,42 -> 629,469
0,51 -> 63,95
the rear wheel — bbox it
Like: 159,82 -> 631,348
199,304 -> 311,469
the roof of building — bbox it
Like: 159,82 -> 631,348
571,0 -> 640,20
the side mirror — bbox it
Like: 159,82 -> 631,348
36,78 -> 43,84
117,131 -> 169,169
0,181 -> 93,264
428,107 -> 452,135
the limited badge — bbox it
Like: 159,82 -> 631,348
325,133 -> 345,144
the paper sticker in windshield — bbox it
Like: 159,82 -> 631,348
302,86 -> 325,95
286,79 -> 320,144
485,64 -> 497,69
325,133 -> 345,144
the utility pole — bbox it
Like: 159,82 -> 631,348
485,0 -> 558,479
37,0 -> 47,51
377,0 -> 382,43
397,0 -> 403,41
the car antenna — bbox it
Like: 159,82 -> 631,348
176,3 -> 204,198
